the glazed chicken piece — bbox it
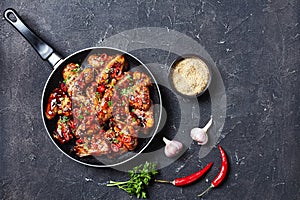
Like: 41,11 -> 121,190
62,63 -> 80,80
96,88 -> 114,125
132,71 -> 151,87
118,125 -> 138,151
78,82 -> 99,114
74,134 -> 111,157
87,53 -> 114,68
96,55 -> 126,85
105,121 -> 138,153
78,68 -> 95,85
45,88 -> 72,120
133,106 -> 154,129
129,86 -> 151,111
114,71 -> 151,111
52,116 -> 74,144
69,67 -> 97,100
112,71 -> 153,129
62,63 -> 80,97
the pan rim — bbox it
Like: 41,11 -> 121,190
41,46 -> 162,168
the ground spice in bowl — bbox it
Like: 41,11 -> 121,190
170,56 -> 211,97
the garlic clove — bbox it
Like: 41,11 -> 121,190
163,137 -> 171,145
190,128 -> 204,140
190,117 -> 212,146
197,133 -> 208,145
190,128 -> 208,145
163,137 -> 183,158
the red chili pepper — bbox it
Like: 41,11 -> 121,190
68,120 -> 75,130
198,145 -> 228,197
122,136 -> 132,143
60,83 -> 67,92
155,162 -> 213,187
99,129 -> 106,135
115,141 -> 123,148
97,84 -> 105,93
111,144 -> 120,152
73,108 -> 80,118
76,138 -> 84,144
100,53 -> 108,61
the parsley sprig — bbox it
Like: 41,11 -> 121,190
107,161 -> 158,199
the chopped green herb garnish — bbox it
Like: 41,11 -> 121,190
107,161 -> 158,199
108,101 -> 112,107
57,125 -> 62,130
78,114 -> 84,119
105,68 -> 110,73
126,74 -> 131,79
121,88 -> 131,96
61,116 -> 69,123
113,138 -> 119,143
128,76 -> 133,81
72,67 -> 80,72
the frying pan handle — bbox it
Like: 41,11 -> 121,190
3,8 -> 62,67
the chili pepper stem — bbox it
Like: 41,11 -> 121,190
197,184 -> 214,197
154,179 -> 173,185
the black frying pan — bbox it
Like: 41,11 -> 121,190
4,8 -> 162,167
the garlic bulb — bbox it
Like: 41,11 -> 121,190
163,137 -> 183,158
190,118 -> 213,145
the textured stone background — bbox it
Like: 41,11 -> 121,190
0,0 -> 299,199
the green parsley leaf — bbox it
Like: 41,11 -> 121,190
107,161 -> 157,199
61,116 -> 69,123
72,67 -> 80,72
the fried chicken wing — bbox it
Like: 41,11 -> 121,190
87,53 -> 114,68
45,88 -> 72,120
129,86 -> 151,111
62,63 -> 80,97
52,116 -> 74,144
74,134 -> 111,157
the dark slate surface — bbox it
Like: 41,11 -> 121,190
0,0 -> 299,200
